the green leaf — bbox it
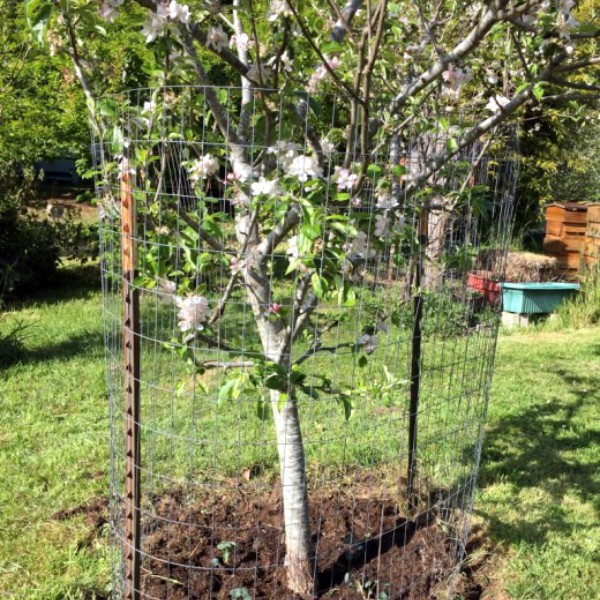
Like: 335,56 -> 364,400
358,355 -> 368,368
97,98 -> 118,118
25,0 -> 53,44
277,392 -> 288,413
446,138 -> 459,153
311,273 -> 325,298
338,393 -> 353,421
230,588 -> 252,600
218,379 -> 237,405
256,397 -> 270,421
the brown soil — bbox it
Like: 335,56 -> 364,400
140,480 -> 461,600
51,486 -> 499,599
53,496 -> 108,529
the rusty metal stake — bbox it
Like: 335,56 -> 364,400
121,170 -> 141,600
407,207 -> 428,511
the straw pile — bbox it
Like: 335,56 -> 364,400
504,252 -> 560,282
476,250 -> 559,282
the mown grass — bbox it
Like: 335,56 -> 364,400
476,327 -> 600,599
0,264 -> 598,599
0,265 -> 111,599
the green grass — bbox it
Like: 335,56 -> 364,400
0,265 -> 598,599
476,327 -> 600,599
0,265 -> 111,599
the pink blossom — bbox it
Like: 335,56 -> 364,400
206,25 -> 229,52
268,303 -> 282,314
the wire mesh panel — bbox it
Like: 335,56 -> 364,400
95,86 -> 517,600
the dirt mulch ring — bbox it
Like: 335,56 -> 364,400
53,484 -> 497,599
140,480 -> 470,600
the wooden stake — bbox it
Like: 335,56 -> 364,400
121,169 -> 141,600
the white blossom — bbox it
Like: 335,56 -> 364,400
333,166 -> 357,191
168,0 -> 190,23
99,1 -> 120,22
286,154 -> 323,182
251,177 -> 279,196
321,139 -> 335,154
375,190 -> 397,210
175,295 -> 209,332
268,0 -> 292,21
189,154 -> 219,181
158,278 -> 177,302
230,33 -> 252,52
485,95 -> 511,113
286,235 -> 299,259
228,160 -> 252,183
346,230 -> 375,259
206,25 -> 229,52
267,141 -> 299,170
268,50 -> 293,73
141,100 -> 156,114
230,257 -> 249,275
141,13 -> 168,43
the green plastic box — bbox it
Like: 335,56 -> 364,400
500,282 -> 580,314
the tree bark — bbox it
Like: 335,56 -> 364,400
271,389 -> 315,598
238,220 -> 316,596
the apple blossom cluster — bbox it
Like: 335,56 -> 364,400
136,0 -> 191,43
206,25 -> 228,52
441,64 -> 472,100
188,154 -> 219,182
286,155 -> 323,182
333,167 -> 357,191
307,56 -> 341,93
268,0 -> 292,22
485,95 -> 511,113
98,0 -> 124,23
175,295 -> 209,332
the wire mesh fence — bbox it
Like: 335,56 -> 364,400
95,86 -> 517,600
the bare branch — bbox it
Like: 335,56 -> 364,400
287,1 -> 365,104
198,360 -> 255,369
548,76 -> 600,92
557,57 -> 600,73
389,0 -> 537,115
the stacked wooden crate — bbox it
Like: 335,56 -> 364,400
543,203 -> 589,279
584,205 -> 600,269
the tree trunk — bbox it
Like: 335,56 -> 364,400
237,223 -> 315,596
271,389 -> 315,597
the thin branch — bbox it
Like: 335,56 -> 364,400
541,92 -> 600,103
207,210 -> 258,325
557,56 -> 600,73
404,53 -> 568,196
548,76 -> 600,92
295,341 -> 354,366
197,360 -> 254,370
132,0 -> 250,76
179,209 -> 225,252
287,0 -> 365,104
389,0 -> 537,115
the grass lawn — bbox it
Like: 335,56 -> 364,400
476,327 -> 600,600
0,266 -> 598,599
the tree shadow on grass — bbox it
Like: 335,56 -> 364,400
0,329 -> 105,368
6,263 -> 102,308
476,367 -> 600,549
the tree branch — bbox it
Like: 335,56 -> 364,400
388,0 -> 538,115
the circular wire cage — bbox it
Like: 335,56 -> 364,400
95,86 -> 517,600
